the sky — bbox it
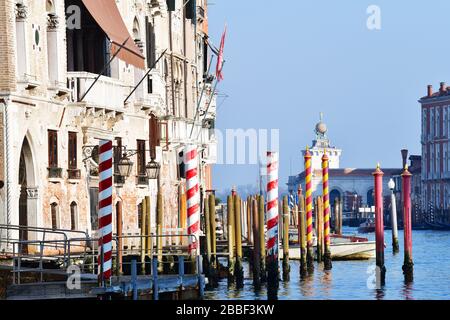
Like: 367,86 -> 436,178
207,0 -> 450,195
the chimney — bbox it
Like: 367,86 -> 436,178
440,82 -> 446,94
427,85 -> 433,97
401,149 -> 408,169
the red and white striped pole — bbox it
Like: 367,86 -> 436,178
266,152 -> 279,288
185,145 -> 200,257
98,139 -> 113,282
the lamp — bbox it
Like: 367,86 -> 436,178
146,159 -> 160,180
388,178 -> 395,191
118,154 -> 134,178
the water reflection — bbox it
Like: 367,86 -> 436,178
321,270 -> 333,299
402,281 -> 414,300
300,273 -> 315,298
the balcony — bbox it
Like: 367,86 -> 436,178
136,175 -> 149,186
67,168 -> 81,180
67,72 -> 130,111
47,167 -> 62,179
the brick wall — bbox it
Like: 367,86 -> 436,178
0,0 -> 16,92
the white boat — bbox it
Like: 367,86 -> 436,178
279,230 -> 375,261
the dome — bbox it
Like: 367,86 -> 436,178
315,121 -> 327,135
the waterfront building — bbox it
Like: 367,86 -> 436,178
0,0 -> 217,249
287,116 -> 408,218
419,83 -> 450,223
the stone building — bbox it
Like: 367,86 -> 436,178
287,116 -> 403,215
0,0 -> 217,249
419,82 -> 450,223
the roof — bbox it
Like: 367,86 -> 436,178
294,168 -> 403,180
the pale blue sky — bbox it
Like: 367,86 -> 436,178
207,0 -> 450,194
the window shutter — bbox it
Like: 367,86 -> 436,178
185,0 -> 197,21
166,0 -> 176,11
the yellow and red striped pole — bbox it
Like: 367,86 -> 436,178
322,151 -> 332,270
304,146 -> 314,273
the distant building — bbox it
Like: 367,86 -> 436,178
419,82 -> 450,223
287,116 -> 405,216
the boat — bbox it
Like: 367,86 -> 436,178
357,219 -> 375,233
284,229 -> 375,260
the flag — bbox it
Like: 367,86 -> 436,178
216,25 -> 227,82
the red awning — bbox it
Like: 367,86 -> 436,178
81,0 -> 145,69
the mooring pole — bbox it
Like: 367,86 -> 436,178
141,197 -> 147,274
315,197 -> 323,263
266,152 -> 280,298
373,164 -> 386,285
298,187 -> 307,277
227,195 -> 235,284
304,147 -> 314,273
204,195 -> 212,284
388,179 -> 400,254
282,196 -> 290,281
401,165 -> 414,282
252,197 -> 261,289
322,151 -> 332,270
234,194 -> 244,288
156,192 -> 163,272
258,195 -> 267,282
209,193 -> 218,285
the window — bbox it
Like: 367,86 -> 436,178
137,140 -> 146,176
114,137 -> 122,174
68,132 -> 77,169
48,130 -> 58,168
51,202 -> 59,230
70,202 -> 78,231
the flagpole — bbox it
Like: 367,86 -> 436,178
189,56 -> 215,139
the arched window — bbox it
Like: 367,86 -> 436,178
70,202 -> 78,231
51,202 -> 59,230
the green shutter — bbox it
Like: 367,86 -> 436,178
166,0 -> 175,11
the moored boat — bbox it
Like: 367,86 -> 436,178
357,219 -> 375,233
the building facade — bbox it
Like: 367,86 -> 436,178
0,0 -> 217,249
288,117 -> 403,215
419,82 -> 450,223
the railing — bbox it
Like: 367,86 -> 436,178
1,225 -> 200,289
67,72 -> 131,110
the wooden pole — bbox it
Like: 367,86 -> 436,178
145,196 -> 151,256
298,190 -> 307,277
234,194 -> 244,288
116,201 -> 123,275
282,196 -> 290,281
141,198 -> 147,274
258,195 -> 267,282
252,197 -> 261,288
209,194 -> 217,267
204,196 -> 212,273
247,196 -> 252,246
401,166 -> 414,282
227,195 -> 235,283
315,197 -> 323,263
157,192 -> 163,272
180,189 -> 187,245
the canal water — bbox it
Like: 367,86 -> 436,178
204,227 -> 450,300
